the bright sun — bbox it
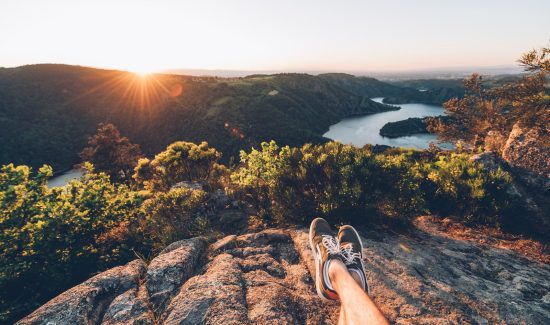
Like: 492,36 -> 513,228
125,63 -> 160,76
132,68 -> 155,76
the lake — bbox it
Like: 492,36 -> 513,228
323,97 -> 444,149
47,98 -> 443,187
48,168 -> 85,188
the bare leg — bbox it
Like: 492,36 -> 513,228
338,304 -> 346,325
330,260 -> 389,325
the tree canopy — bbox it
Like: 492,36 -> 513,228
428,46 -> 549,153
80,123 -> 142,182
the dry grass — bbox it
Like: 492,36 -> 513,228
415,215 -> 550,264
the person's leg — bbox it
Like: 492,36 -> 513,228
329,259 -> 389,325
348,271 -> 365,288
309,218 -> 388,324
337,304 -> 346,325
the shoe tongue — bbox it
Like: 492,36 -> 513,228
340,242 -> 354,251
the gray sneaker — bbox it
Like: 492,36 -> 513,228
338,225 -> 370,295
309,218 -> 343,301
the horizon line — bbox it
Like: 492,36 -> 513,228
1,62 -> 525,78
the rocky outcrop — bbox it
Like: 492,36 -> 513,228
365,217 -> 550,324
18,221 -> 550,324
102,283 -> 154,325
17,260 -> 148,325
146,237 -> 207,315
502,123 -> 550,177
162,253 -> 249,324
471,151 -> 550,236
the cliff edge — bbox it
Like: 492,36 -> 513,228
17,216 -> 550,324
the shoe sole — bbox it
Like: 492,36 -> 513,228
342,225 -> 371,296
309,220 -> 331,301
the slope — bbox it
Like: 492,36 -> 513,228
0,65 -> 402,171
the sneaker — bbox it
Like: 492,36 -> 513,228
309,217 -> 342,301
338,225 -> 370,295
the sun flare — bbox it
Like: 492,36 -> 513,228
124,62 -> 161,76
131,68 -> 156,77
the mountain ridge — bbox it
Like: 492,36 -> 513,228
0,64 -> 405,171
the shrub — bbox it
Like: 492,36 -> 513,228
0,163 -> 144,323
134,141 -> 222,191
231,141 -> 426,225
423,153 -> 515,225
140,187 -> 210,251
371,150 -> 426,220
230,140 -> 291,221
230,141 -> 516,227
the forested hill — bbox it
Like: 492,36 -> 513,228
0,64 -> 414,171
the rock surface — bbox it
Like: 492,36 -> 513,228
472,151 -> 550,235
146,237 -> 207,316
18,219 -> 550,324
502,123 -> 550,177
17,260 -> 148,325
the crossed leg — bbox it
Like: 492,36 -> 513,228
329,259 -> 389,325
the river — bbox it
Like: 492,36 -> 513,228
323,97 -> 445,149
48,168 -> 85,188
48,98 -> 443,187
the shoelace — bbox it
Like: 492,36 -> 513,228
321,235 -> 341,255
321,235 -> 361,266
340,244 -> 362,266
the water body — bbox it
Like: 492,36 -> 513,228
323,97 -> 444,149
48,168 -> 85,187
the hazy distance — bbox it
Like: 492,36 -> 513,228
1,0 -> 549,74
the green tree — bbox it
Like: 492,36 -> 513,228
428,46 -> 550,151
80,123 -> 143,182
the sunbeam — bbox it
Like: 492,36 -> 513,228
61,70 -> 184,115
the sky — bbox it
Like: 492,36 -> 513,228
1,0 -> 549,73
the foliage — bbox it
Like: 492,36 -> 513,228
382,87 -> 464,106
0,163 -> 145,323
139,187 -> 210,251
0,138 -> 525,323
379,117 -> 427,138
0,139 -> 231,322
519,46 -> 550,72
422,153 -> 515,224
0,65 -> 404,172
428,46 -> 550,151
80,123 -> 143,182
230,141 -> 517,227
133,141 -> 222,191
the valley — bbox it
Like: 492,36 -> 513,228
0,65 -> 419,171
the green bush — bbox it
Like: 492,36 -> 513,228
370,150 -> 427,220
0,140 -> 520,323
140,187 -> 210,251
134,141 -> 222,191
231,141 -> 427,225
230,141 -> 516,226
423,153 -> 515,225
0,163 -> 145,323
